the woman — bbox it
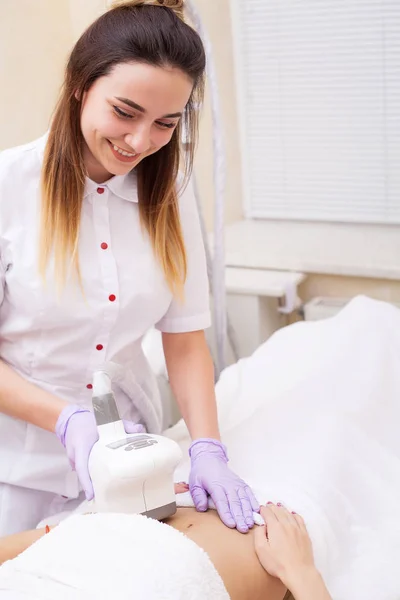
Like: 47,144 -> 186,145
0,500 -> 330,600
0,0 -> 258,537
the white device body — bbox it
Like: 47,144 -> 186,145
88,372 -> 183,519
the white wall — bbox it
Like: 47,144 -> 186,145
0,0 -> 72,149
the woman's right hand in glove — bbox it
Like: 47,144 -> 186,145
55,404 -> 145,500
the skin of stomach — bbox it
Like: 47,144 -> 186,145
166,508 -> 287,600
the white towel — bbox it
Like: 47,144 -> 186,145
0,513 -> 229,600
168,295 -> 400,600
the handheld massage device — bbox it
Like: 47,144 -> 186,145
88,371 -> 182,520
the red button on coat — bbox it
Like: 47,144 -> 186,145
101,242 -> 108,250
97,187 -> 105,194
96,344 -> 103,351
109,294 -> 116,302
87,384 -> 93,390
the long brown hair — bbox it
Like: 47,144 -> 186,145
40,0 -> 205,295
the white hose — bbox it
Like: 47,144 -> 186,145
184,0 -> 239,376
191,172 -> 240,379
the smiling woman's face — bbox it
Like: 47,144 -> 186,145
79,62 -> 194,183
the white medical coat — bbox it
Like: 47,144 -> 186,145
0,135 -> 210,497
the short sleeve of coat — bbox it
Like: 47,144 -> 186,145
0,248 -> 5,307
155,178 -> 211,333
0,152 -> 8,308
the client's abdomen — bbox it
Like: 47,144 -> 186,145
165,508 -> 287,600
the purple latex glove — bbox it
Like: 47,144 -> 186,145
189,438 -> 260,534
55,404 -> 145,501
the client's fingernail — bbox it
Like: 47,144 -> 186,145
267,501 -> 273,505
277,503 -> 283,507
292,511 -> 297,514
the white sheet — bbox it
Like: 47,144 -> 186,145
0,513 -> 229,599
168,295 -> 400,600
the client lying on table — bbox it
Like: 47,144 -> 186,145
0,490 -> 330,600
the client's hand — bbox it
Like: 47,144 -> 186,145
188,438 -> 260,534
55,405 -> 145,501
175,482 -> 189,494
254,503 -> 332,600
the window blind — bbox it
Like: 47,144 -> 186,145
231,0 -> 400,224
